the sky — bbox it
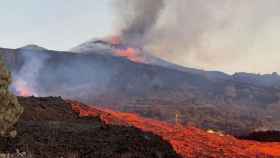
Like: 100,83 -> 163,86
0,0 -> 114,50
1,0 -> 280,74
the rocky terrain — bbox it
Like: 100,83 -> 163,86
239,131 -> 280,142
0,97 -> 180,158
1,96 -> 279,158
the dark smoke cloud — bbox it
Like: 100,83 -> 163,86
115,0 -> 280,74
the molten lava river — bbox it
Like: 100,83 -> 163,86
69,101 -> 280,158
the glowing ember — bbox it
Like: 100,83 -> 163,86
114,47 -> 143,63
12,80 -> 36,97
109,35 -> 144,63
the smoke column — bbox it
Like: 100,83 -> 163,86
11,50 -> 50,96
8,48 -> 115,104
114,0 -> 164,47
114,0 -> 280,74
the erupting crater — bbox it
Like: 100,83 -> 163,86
70,35 -> 176,67
109,36 -> 146,63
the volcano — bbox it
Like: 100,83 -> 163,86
70,37 -> 193,71
0,42 -> 280,136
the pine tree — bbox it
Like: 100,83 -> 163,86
0,55 -> 23,137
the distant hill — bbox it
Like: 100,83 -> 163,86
233,72 -> 280,88
19,44 -> 48,51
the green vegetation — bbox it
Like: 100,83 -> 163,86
0,56 -> 23,137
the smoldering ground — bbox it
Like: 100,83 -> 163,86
10,49 -> 115,103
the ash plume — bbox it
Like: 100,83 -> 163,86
114,0 -> 280,74
114,0 -> 165,47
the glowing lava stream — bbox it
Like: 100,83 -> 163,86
69,102 -> 280,158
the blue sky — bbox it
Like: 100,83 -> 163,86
0,0 -> 114,50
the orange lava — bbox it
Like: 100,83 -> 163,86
114,48 -> 143,63
69,101 -> 280,158
13,80 -> 33,97
108,35 -> 144,63
250,144 -> 280,156
19,88 -> 32,97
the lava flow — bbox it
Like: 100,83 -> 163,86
114,47 -> 143,63
69,101 -> 280,158
110,36 -> 144,63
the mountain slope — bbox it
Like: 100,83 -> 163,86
0,46 -> 280,135
70,39 -> 231,80
72,39 -> 280,87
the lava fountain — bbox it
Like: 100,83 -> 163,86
109,36 -> 145,63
